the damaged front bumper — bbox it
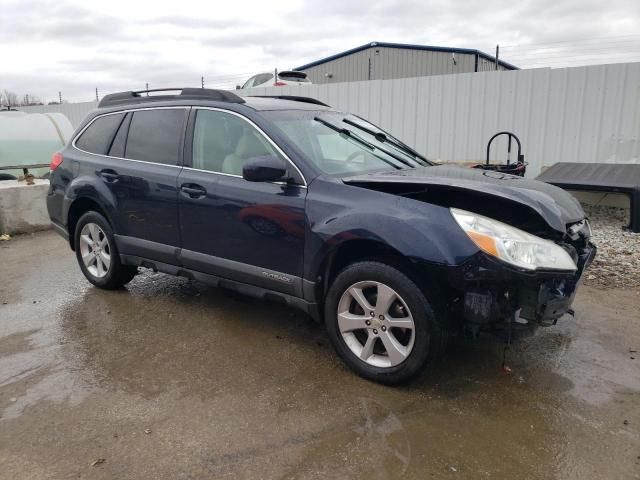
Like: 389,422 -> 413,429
445,240 -> 597,335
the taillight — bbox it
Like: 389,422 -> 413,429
273,81 -> 287,86
50,152 -> 63,171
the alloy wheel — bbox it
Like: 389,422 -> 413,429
79,222 -> 111,278
337,281 -> 415,368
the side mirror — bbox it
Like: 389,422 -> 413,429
242,155 -> 287,182
235,85 -> 241,90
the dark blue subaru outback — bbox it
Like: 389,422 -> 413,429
47,88 -> 595,384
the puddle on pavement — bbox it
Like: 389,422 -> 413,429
1,236 -> 639,479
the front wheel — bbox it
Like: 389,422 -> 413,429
325,261 -> 443,384
74,211 -> 137,290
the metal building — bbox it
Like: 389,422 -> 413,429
293,42 -> 518,84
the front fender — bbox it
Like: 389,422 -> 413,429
304,182 -> 479,282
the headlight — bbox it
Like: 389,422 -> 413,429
450,208 -> 577,271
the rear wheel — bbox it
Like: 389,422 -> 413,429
325,261 -> 443,384
74,211 -> 137,289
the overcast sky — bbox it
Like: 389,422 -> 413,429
1,0 -> 639,103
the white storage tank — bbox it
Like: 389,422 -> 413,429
0,111 -> 74,179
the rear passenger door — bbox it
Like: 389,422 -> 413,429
74,107 -> 188,265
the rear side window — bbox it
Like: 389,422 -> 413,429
125,109 -> 187,165
75,113 -> 125,154
254,73 -> 274,86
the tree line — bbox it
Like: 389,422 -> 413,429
1,89 -> 65,108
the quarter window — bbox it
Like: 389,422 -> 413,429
192,109 -> 282,176
108,112 -> 131,157
75,113 -> 125,155
125,109 -> 187,165
254,73 -> 274,86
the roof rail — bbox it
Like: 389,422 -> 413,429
248,95 -> 330,107
98,88 -> 245,108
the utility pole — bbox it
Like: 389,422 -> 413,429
95,88 -> 99,101
58,91 -> 62,104
495,44 -> 500,71
201,76 -> 205,88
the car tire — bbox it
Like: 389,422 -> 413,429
74,211 -> 137,290
324,261 -> 444,384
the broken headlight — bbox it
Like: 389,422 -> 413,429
450,208 -> 577,271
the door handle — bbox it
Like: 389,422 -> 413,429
180,184 -> 207,199
98,169 -> 120,183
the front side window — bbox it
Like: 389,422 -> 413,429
75,113 -> 125,155
262,110 -> 429,175
192,109 -> 283,176
125,109 -> 187,165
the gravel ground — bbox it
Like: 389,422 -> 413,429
583,205 -> 640,289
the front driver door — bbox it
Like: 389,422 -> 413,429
177,108 -> 307,296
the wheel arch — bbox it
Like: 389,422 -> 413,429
311,238 -> 444,316
66,197 -> 113,251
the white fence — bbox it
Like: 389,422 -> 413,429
20,101 -> 99,129
21,62 -> 640,177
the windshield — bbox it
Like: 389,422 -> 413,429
261,110 -> 431,175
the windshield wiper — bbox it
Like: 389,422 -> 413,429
313,116 -> 375,150
313,116 -> 415,169
344,117 -> 430,166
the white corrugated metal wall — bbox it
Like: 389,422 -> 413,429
250,62 -> 640,176
19,101 -> 98,130
21,62 -> 640,177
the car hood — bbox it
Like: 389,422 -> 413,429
343,165 -> 585,234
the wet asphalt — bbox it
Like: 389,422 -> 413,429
1,231 -> 639,479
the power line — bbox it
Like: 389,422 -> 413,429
501,40 -> 640,53
501,44 -> 640,56
506,50 -> 640,61
516,57 -> 640,69
497,33 -> 640,49
474,35 -> 640,66
501,47 -> 640,61
520,56 -> 640,68
483,40 -> 640,68
507,51 -> 640,62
